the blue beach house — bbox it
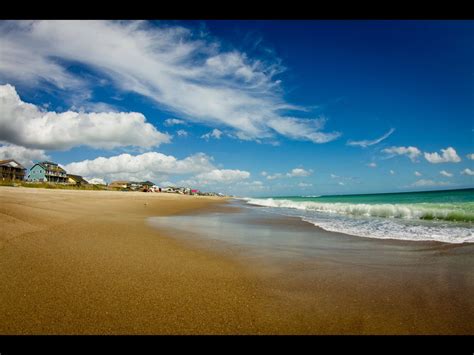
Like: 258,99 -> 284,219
27,161 -> 68,183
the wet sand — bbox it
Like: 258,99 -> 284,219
1,187 -> 473,334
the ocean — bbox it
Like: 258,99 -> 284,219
243,188 -> 474,244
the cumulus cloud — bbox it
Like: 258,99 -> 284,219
347,128 -> 395,148
201,128 -> 223,140
390,170 -> 395,175
412,179 -> 451,187
195,169 -> 250,184
461,168 -> 474,176
414,171 -> 422,176
424,147 -> 461,164
382,146 -> 421,162
338,182 -> 345,186
440,170 -> 453,177
286,168 -> 312,177
86,177 -> 106,185
266,173 -> 283,180
64,152 -> 215,183
298,182 -> 312,187
0,20 -> 339,144
0,143 -> 49,167
0,84 -> 170,151
164,118 -> 186,126
467,154 -> 474,160
367,162 -> 377,168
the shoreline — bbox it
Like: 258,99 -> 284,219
1,187 -> 473,334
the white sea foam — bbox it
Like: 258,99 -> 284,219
243,198 -> 474,244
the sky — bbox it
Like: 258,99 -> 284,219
0,20 -> 473,196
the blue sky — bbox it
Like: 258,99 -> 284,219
0,20 -> 473,196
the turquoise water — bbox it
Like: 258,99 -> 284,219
275,188 -> 474,205
244,189 -> 474,243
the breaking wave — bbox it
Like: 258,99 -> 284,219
244,198 -> 474,223
242,198 -> 474,244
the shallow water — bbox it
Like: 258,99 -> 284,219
148,200 -> 474,271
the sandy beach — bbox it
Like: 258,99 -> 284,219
0,187 -> 473,334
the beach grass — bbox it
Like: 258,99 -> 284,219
0,180 -> 109,191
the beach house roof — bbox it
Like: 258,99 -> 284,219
140,181 -> 155,187
33,161 -> 66,173
110,180 -> 130,185
67,174 -> 89,184
0,159 -> 26,170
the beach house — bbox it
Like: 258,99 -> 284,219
67,174 -> 89,186
109,181 -> 130,189
0,159 -> 26,181
27,161 -> 68,183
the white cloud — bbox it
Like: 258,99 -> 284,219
195,169 -> 250,184
266,173 -> 283,180
389,170 -> 395,175
0,84 -> 170,151
424,147 -> 461,164
0,143 -> 49,167
367,162 -> 377,168
85,177 -> 106,185
347,128 -> 395,148
64,151 -> 215,183
265,168 -> 312,180
382,146 -> 421,162
286,168 -> 312,177
461,168 -> 474,176
330,173 -> 339,179
164,118 -> 186,126
414,171 -> 422,177
338,182 -> 345,186
467,153 -> 474,160
266,116 -> 340,144
440,170 -> 453,177
298,182 -> 312,187
0,20 -> 339,144
201,128 -> 223,140
176,129 -> 188,137
412,179 -> 451,187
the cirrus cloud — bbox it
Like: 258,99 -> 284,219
347,128 -> 395,148
0,20 -> 339,144
382,146 -> 421,162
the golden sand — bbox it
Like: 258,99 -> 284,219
0,187 -> 472,334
